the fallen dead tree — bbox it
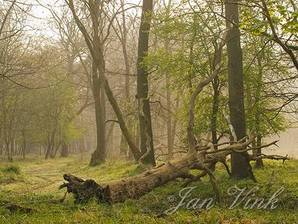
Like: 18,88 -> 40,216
59,137 -> 285,204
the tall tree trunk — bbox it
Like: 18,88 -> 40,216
162,0 -> 174,160
5,140 -> 12,162
106,122 -> 115,152
90,62 -> 106,166
166,72 -> 173,159
45,130 -> 56,160
60,55 -> 76,158
225,0 -> 254,179
119,2 -> 131,159
88,0 -> 107,166
21,130 -> 26,159
170,94 -> 180,156
211,77 -> 220,149
61,142 -> 69,158
121,0 -> 132,158
254,56 -> 264,168
136,0 -> 155,166
254,135 -> 263,168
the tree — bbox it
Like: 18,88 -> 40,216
225,0 -> 254,179
113,0 -> 137,159
136,0 -> 156,165
161,0 -> 175,159
259,0 -> 298,70
49,7 -> 93,158
243,36 -> 288,168
65,0 -> 142,163
240,0 -> 298,112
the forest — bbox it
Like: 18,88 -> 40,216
0,0 -> 297,223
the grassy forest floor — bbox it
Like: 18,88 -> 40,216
0,156 -> 297,224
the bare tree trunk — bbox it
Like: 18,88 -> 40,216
169,94 -> 180,156
254,56 -> 264,168
45,131 -> 55,160
136,0 -> 155,165
106,122 -> 115,152
90,62 -> 106,166
60,55 -> 76,158
255,135 -> 263,168
225,0 -> 254,179
211,77 -> 220,149
52,141 -> 62,158
61,142 -> 69,158
166,72 -> 173,159
21,130 -> 26,159
119,0 -> 133,159
5,140 -> 12,162
87,0 -> 108,166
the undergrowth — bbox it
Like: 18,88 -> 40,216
0,156 -> 297,224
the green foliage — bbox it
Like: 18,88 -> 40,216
146,0 -> 292,144
240,0 -> 297,40
146,2 -> 230,140
32,76 -> 80,145
243,36 -> 289,137
0,44 -> 84,156
1,165 -> 21,175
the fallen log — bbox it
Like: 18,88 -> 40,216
60,138 -> 281,204
60,154 -> 207,203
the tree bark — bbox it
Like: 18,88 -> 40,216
254,135 -> 264,168
45,130 -> 56,160
254,55 -> 264,168
225,0 -> 254,179
166,72 -> 173,159
136,0 -> 155,165
90,61 -> 106,166
211,77 -> 220,149
119,0 -> 132,159
61,142 -> 69,158
61,155 -> 197,203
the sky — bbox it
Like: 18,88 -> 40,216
27,0 -> 142,38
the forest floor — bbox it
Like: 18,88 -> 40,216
0,156 -> 297,224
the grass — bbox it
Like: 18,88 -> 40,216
0,156 -> 297,224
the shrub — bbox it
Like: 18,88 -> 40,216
1,165 -> 21,175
